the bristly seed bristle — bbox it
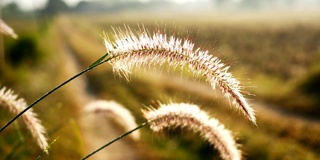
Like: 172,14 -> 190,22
103,25 -> 255,124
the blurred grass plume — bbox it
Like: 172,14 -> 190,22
84,100 -> 140,140
0,86 -> 48,153
0,19 -> 18,39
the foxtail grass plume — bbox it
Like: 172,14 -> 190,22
0,19 -> 18,39
103,25 -> 255,124
142,102 -> 241,160
85,100 -> 140,140
0,86 -> 48,153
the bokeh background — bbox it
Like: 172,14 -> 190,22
0,0 -> 320,159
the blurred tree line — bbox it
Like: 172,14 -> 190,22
2,0 -> 319,18
214,0 -> 297,8
1,0 -> 69,18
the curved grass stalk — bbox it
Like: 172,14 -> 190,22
81,122 -> 148,160
0,53 -> 112,133
79,101 -> 243,160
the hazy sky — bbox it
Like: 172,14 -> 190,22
1,0 -> 208,11
1,0 -> 319,11
1,0 -> 81,11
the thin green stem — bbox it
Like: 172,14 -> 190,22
81,121 -> 149,160
36,136 -> 60,160
0,54 -> 112,133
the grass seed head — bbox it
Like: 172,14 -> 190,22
0,86 -> 48,153
104,25 -> 255,124
142,102 -> 241,160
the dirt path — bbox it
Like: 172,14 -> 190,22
56,16 -> 139,160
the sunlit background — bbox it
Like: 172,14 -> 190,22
0,0 -> 320,160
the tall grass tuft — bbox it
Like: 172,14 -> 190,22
104,25 -> 255,124
0,86 -> 48,153
142,102 -> 241,160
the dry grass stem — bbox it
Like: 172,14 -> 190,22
85,100 -> 140,140
142,102 -> 241,160
0,86 -> 48,153
0,19 -> 18,39
104,25 -> 255,124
